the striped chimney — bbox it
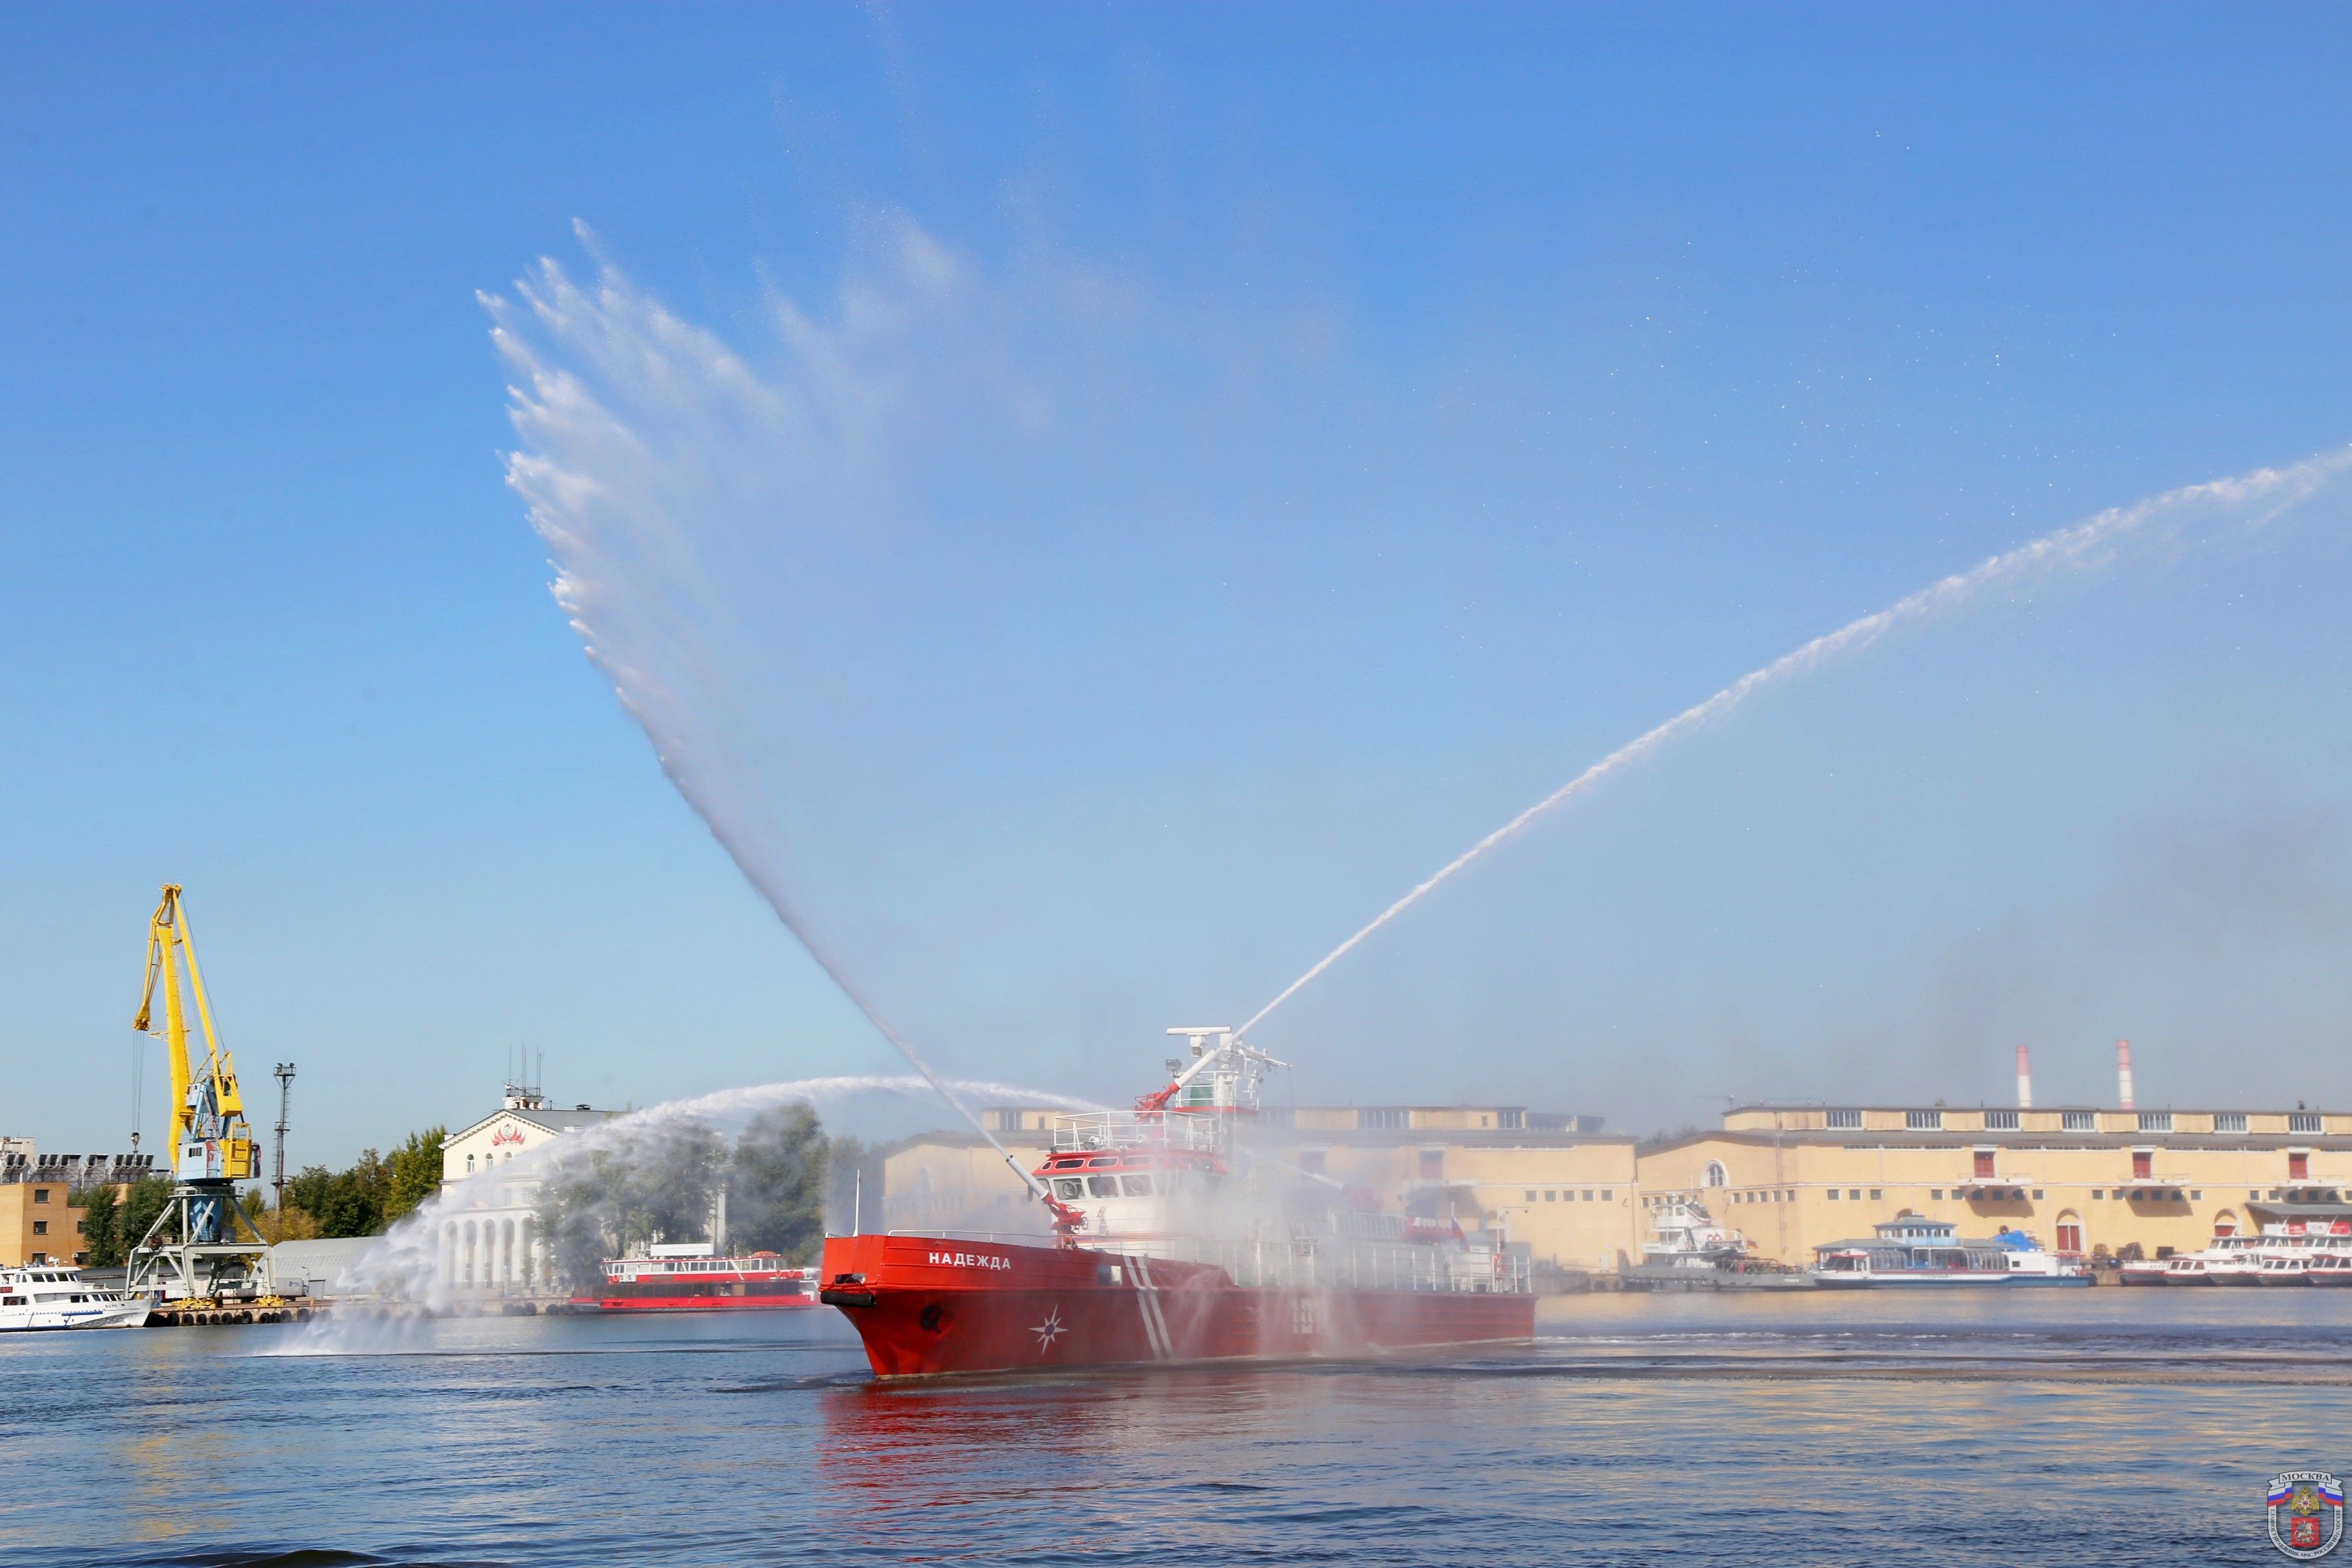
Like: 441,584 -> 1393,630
2015,1044 -> 2032,1110
2115,1038 -> 2135,1111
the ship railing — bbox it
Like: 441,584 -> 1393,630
865,1226 -> 1534,1294
1050,1112 -> 1222,1155
1099,1235 -> 1533,1295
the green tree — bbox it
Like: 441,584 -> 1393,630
534,1117 -> 726,1288
729,1105 -> 829,1261
288,1153 -> 387,1238
384,1126 -> 447,1223
110,1176 -> 173,1263
80,1184 -> 121,1267
284,1162 -> 336,1222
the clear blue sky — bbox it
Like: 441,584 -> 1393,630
5,5 -> 2351,1166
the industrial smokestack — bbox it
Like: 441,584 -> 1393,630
2115,1039 -> 2135,1111
2015,1045 -> 2032,1110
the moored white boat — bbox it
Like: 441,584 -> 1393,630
1809,1214 -> 2088,1287
2161,1253 -> 2213,1284
0,1266 -> 152,1331
2256,1253 -> 2311,1286
1620,1198 -> 1811,1289
2308,1253 -> 2352,1288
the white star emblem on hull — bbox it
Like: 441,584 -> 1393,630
1031,1305 -> 1066,1355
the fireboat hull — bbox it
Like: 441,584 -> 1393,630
819,1234 -> 1536,1378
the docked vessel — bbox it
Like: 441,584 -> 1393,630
0,1266 -> 153,1331
819,1029 -> 1535,1378
1809,1213 -> 2088,1287
2170,1208 -> 2352,1286
1620,1197 -> 1812,1290
2161,1253 -> 2212,1284
574,1246 -> 819,1311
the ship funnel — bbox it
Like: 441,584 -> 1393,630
2015,1044 -> 2032,1110
2115,1038 -> 2135,1111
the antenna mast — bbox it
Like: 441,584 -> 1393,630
273,1063 -> 296,1213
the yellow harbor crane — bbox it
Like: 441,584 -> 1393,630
127,884 -> 270,1300
135,884 -> 258,1182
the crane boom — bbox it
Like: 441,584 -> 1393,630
133,885 -> 256,1180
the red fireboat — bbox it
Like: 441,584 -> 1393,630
575,1248 -> 820,1311
819,1028 -> 1536,1377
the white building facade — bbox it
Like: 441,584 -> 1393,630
437,1085 -> 614,1297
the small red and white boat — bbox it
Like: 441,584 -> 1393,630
820,1029 -> 1535,1378
576,1246 -> 819,1311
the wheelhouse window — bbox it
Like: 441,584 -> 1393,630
1086,1177 -> 1119,1197
1119,1175 -> 1153,1197
1052,1179 -> 1084,1200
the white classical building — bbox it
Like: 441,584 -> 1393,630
438,1084 -> 615,1297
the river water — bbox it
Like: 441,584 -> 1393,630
5,1289 -> 2346,1565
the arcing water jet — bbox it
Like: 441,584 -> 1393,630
1235,446 -> 2352,1042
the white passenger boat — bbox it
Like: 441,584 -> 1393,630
0,1266 -> 152,1331
1809,1214 -> 2088,1287
1621,1198 -> 1813,1289
2177,1215 -> 2352,1285
2161,1253 -> 2212,1284
2308,1253 -> 2352,1287
2257,1254 -> 2312,1286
